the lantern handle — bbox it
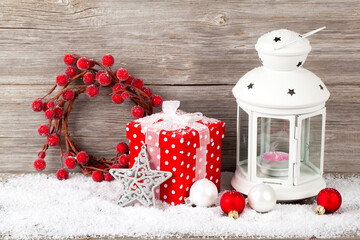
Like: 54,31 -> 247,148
274,26 -> 326,50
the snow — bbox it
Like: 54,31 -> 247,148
0,172 -> 359,239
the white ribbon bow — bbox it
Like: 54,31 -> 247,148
161,101 -> 203,129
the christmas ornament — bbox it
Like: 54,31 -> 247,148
315,188 -> 342,215
248,183 -> 276,213
126,100 -> 225,205
185,179 -> 218,207
220,190 -> 245,219
110,145 -> 172,207
231,28 -> 330,201
31,54 -> 163,181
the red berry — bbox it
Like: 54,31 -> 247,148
104,173 -> 113,181
43,102 -> 49,112
32,99 -> 43,112
86,85 -> 99,98
97,163 -> 106,169
38,151 -> 46,159
152,95 -> 163,107
34,159 -> 46,171
77,57 -> 90,70
83,72 -> 95,85
53,107 -> 63,119
118,154 -> 129,167
56,168 -> 69,180
131,105 -> 144,118
65,66 -> 77,77
116,142 -> 129,154
46,101 -> 56,110
44,109 -> 55,119
102,55 -> 114,67
142,87 -> 152,98
62,90 -> 74,101
116,68 -> 129,81
121,91 -> 130,100
113,83 -> 125,93
38,124 -> 50,136
111,164 -> 122,169
131,78 -> 144,89
76,151 -> 89,164
63,151 -> 71,158
125,76 -> 134,85
56,74 -> 69,86
63,54 -> 76,65
64,156 -> 77,170
96,71 -> 104,81
47,134 -> 59,147
92,171 -> 104,182
98,73 -> 111,86
88,60 -> 95,68
112,94 -> 124,104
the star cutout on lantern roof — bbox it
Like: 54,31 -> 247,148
288,89 -> 296,96
319,84 -> 324,90
297,61 -> 302,67
247,83 -> 254,89
110,145 -> 172,207
273,37 -> 281,42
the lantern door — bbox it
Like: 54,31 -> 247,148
294,108 -> 326,185
236,106 -> 250,179
251,113 -> 296,186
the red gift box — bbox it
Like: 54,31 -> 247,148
126,101 -> 225,206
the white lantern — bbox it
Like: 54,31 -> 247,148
231,29 -> 330,200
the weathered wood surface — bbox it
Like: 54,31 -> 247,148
0,0 -> 359,174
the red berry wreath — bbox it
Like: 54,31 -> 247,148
32,54 -> 163,181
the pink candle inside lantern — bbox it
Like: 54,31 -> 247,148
262,151 -> 289,162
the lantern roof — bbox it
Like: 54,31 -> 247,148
233,29 -> 330,115
233,67 -> 330,114
255,29 -> 311,56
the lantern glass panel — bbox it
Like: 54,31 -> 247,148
256,117 -> 290,180
237,107 -> 249,172
299,114 -> 323,181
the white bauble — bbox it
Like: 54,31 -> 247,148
248,183 -> 276,213
187,179 -> 218,207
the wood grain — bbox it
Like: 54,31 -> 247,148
0,0 -> 359,174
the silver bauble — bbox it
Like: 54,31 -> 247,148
186,179 -> 218,207
248,183 -> 276,213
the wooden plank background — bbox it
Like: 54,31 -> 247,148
0,0 -> 359,174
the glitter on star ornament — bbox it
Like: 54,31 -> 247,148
110,145 -> 172,207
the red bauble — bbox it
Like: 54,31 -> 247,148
316,188 -> 342,214
220,190 -> 245,219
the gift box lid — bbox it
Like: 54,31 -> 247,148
126,101 -> 225,151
